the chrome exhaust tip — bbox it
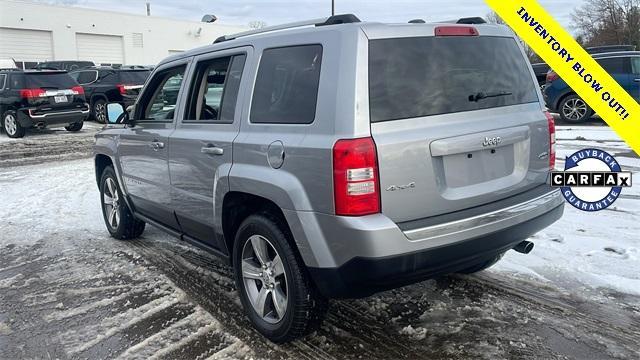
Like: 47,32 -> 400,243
513,240 -> 534,254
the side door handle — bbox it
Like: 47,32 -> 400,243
149,141 -> 165,151
634,78 -> 640,82
201,145 -> 224,155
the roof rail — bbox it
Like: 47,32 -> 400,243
456,17 -> 486,24
214,14 -> 361,44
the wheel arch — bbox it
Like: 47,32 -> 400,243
95,154 -> 114,187
221,192 -> 296,263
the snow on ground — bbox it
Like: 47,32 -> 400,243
0,123 -> 639,359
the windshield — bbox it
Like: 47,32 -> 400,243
118,70 -> 150,84
368,36 -> 539,122
24,72 -> 78,89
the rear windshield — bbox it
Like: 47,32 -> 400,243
368,36 -> 539,122
24,73 -> 78,89
118,70 -> 150,84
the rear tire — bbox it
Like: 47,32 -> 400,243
559,94 -> 592,123
99,166 -> 145,240
2,110 -> 25,138
92,99 -> 108,123
458,252 -> 504,274
65,121 -> 84,132
233,213 -> 328,343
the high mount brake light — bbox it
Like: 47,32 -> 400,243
434,26 -> 479,36
333,137 -> 381,216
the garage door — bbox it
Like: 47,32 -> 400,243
76,33 -> 124,65
0,27 -> 53,61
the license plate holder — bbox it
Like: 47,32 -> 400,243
54,95 -> 67,103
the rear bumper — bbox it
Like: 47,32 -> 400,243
308,202 -> 563,298
18,104 -> 90,127
283,187 -> 564,298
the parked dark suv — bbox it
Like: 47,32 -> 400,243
0,69 -> 89,138
69,66 -> 151,123
33,60 -> 95,71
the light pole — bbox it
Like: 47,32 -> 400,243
331,0 -> 335,15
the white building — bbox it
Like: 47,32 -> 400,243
0,0 -> 245,68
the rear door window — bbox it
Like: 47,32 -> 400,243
368,36 -> 539,122
597,57 -> 630,74
24,72 -> 77,89
185,54 -> 246,122
118,70 -> 150,85
632,57 -> 640,74
250,45 -> 323,124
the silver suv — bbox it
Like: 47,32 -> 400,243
94,14 -> 564,342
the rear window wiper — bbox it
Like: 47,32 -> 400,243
468,91 -> 512,102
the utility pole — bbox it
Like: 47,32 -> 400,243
331,0 -> 335,16
146,2 -> 151,16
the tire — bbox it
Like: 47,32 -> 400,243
559,94 -> 592,123
99,166 -> 145,240
458,252 -> 504,274
233,213 -> 328,343
92,99 -> 108,124
2,110 -> 25,138
65,121 -> 84,132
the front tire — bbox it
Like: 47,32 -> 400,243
559,94 -> 592,123
233,214 -> 328,343
2,111 -> 25,138
99,166 -> 145,240
65,121 -> 84,132
92,99 -> 108,123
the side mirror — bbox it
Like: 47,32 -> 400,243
107,103 -> 129,124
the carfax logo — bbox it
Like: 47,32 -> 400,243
550,148 -> 632,212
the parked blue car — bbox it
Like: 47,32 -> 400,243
543,51 -> 640,123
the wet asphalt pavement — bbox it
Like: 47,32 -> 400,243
1,121 -> 639,359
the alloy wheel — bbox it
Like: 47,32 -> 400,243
562,98 -> 588,121
4,114 -> 17,136
95,103 -> 107,123
241,235 -> 288,324
103,177 -> 121,229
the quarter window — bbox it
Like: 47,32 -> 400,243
0,74 -> 6,89
251,45 -> 323,124
184,54 -> 246,122
75,71 -> 98,85
138,65 -> 186,121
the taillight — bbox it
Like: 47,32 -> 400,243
72,86 -> 84,95
333,137 -> 380,216
19,88 -> 46,99
546,70 -> 559,83
117,84 -> 126,95
434,26 -> 479,36
545,111 -> 556,169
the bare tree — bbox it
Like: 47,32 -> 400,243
572,0 -> 640,48
248,20 -> 267,29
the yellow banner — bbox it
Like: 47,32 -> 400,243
485,0 -> 640,154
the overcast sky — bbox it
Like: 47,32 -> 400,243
36,0 -> 584,29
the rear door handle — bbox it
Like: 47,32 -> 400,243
201,146 -> 224,155
149,141 -> 165,151
634,78 -> 640,82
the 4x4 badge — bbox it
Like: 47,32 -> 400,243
386,182 -> 416,192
